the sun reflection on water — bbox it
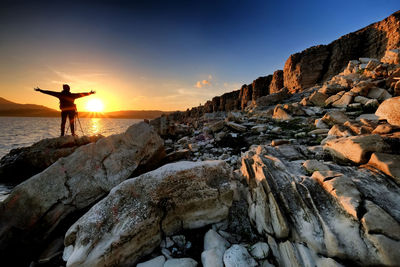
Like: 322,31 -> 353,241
90,118 -> 101,135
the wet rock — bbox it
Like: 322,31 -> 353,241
0,135 -> 103,184
375,96 -> 400,126
0,122 -> 165,261
63,161 -> 234,266
368,152 -> 400,184
324,134 -> 388,164
223,244 -> 257,267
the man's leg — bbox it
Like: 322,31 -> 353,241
69,111 -> 76,136
61,111 -> 67,136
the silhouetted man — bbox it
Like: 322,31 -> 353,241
35,84 -> 95,136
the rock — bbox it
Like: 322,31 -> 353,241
315,118 -> 329,129
255,87 -> 290,107
354,95 -> 371,105
319,84 -> 346,95
226,122 -> 247,132
368,152 -> 400,184
163,149 -> 191,163
328,124 -> 354,137
367,87 -> 392,101
364,99 -> 379,110
269,70 -> 284,94
0,122 -> 165,260
202,248 -> 224,267
372,124 -> 393,134
272,105 -> 293,120
324,134 -> 388,164
309,129 -> 329,135
201,229 -> 229,267
137,256 -> 166,267
309,91 -> 328,106
375,96 -> 400,126
164,258 -> 198,267
321,110 -> 350,126
241,145 -> 400,266
223,245 -> 257,267
356,113 -> 379,122
332,92 -> 354,108
188,143 -> 199,152
350,81 -> 373,96
226,112 -> 243,123
283,11 -> 400,92
209,120 -> 225,132
343,121 -> 373,135
249,242 -> 270,260
302,159 -> 330,173
381,49 -> 400,64
251,125 -> 267,133
271,139 -> 290,147
0,135 -> 103,184
63,161 -> 234,266
204,229 -> 230,251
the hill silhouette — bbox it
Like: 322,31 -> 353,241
0,97 -> 170,118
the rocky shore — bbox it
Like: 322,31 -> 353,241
1,10 -> 400,267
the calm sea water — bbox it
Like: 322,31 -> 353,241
0,116 -> 143,200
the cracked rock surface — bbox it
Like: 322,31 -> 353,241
241,144 -> 400,266
63,160 -> 234,267
0,122 -> 164,259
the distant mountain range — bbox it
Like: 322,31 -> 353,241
0,97 -> 170,119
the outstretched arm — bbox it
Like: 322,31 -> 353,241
34,87 -> 61,97
73,90 -> 96,99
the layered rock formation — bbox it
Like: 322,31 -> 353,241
0,122 -> 164,262
284,11 -> 400,92
0,135 -> 103,184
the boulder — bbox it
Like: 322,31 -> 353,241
0,135 -> 103,184
0,122 -> 165,261
321,110 -> 350,126
226,122 -> 247,132
324,134 -> 387,164
255,87 -> 290,107
367,88 -> 392,101
332,92 -> 354,108
381,49 -> 400,64
272,105 -> 293,121
375,96 -> 400,126
209,120 -> 225,132
63,161 -> 234,267
249,242 -> 270,260
368,152 -> 400,184
202,229 -> 230,267
308,91 -> 328,106
223,245 -> 257,267
241,145 -> 400,266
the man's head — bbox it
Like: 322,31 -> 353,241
62,84 -> 70,92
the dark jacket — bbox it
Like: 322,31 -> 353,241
38,90 -> 91,111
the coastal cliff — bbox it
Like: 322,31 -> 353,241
0,10 -> 400,267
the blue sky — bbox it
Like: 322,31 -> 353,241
0,0 -> 399,111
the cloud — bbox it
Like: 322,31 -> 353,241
195,79 -> 211,88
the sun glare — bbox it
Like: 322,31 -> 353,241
86,99 -> 105,112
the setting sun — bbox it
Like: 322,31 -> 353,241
86,99 -> 105,112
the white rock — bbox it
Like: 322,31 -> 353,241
204,229 -> 230,251
137,255 -> 165,267
202,248 -> 224,267
164,258 -> 198,267
223,245 -> 257,267
249,242 -> 270,260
